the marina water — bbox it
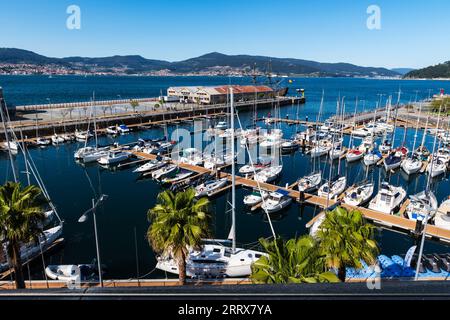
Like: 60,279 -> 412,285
1,75 -> 450,279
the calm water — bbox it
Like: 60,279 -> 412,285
0,75 -> 449,280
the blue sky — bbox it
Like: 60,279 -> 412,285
1,0 -> 449,68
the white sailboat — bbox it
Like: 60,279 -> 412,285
261,190 -> 293,214
195,178 -> 228,198
97,150 -> 130,165
405,191 -> 438,222
401,102 -> 423,175
342,182 -> 374,207
152,164 -> 178,180
434,199 -> 450,230
243,189 -> 269,206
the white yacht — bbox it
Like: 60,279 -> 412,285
162,170 -> 194,184
117,124 -> 130,134
195,178 -> 228,198
152,164 -> 178,180
106,126 -> 119,135
133,159 -> 167,173
215,121 -> 227,130
261,190 -> 293,214
363,149 -> 382,166
427,158 -> 447,178
342,182 -> 374,207
346,149 -> 364,163
36,137 -> 51,146
243,189 -> 269,206
51,134 -> 65,144
405,191 -> 438,222
434,199 -> 450,230
97,150 -> 130,165
318,176 -> 346,199
401,157 -> 422,175
368,182 -> 406,214
253,165 -> 283,183
1,141 -> 18,151
178,148 -> 203,166
310,145 -> 331,158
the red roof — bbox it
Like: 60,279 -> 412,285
214,85 -> 273,94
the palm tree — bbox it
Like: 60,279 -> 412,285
147,188 -> 210,285
0,182 -> 47,289
251,235 -> 339,284
316,206 -> 379,282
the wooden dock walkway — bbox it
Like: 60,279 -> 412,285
129,149 -> 450,244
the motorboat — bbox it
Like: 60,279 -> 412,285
83,149 -> 109,163
203,154 -> 234,170
346,149 -> 364,163
36,137 -> 51,146
97,150 -> 130,165
51,134 -> 65,145
401,156 -> 422,175
414,146 -> 430,160
75,130 -> 92,141
405,191 -> 438,222
156,239 -> 266,278
178,148 -> 203,166
261,190 -> 293,214
352,127 -> 371,137
434,199 -> 450,230
318,176 -> 347,200
427,158 -> 447,178
436,147 -> 450,164
368,182 -> 407,214
383,152 -> 402,171
106,126 -> 119,135
281,139 -> 299,152
45,264 -> 101,282
239,160 -> 270,175
253,165 -> 283,183
0,225 -> 63,273
297,172 -> 322,193
162,170 -> 194,184
243,189 -> 269,206
342,182 -> 375,206
1,141 -> 18,151
152,164 -> 178,180
195,178 -> 228,197
363,149 -> 382,166
215,121 -> 228,130
117,124 -> 130,134
133,159 -> 167,173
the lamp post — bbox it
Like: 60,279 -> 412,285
78,194 -> 108,287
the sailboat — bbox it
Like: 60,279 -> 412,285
343,161 -> 375,206
155,87 -> 267,278
434,199 -> 450,230
383,92 -> 405,171
35,114 -> 51,146
297,92 -> 324,192
401,102 -> 423,175
405,191 -> 438,222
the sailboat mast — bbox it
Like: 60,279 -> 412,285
230,87 -> 236,253
411,102 -> 422,155
0,99 -> 17,182
92,92 -> 98,148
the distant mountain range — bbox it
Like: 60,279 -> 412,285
390,68 -> 415,75
0,48 -> 402,77
404,61 -> 450,79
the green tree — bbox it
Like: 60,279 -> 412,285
251,236 -> 339,284
316,207 -> 379,282
130,100 -> 139,113
0,182 -> 47,289
147,188 -> 210,285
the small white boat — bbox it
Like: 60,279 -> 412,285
297,172 -> 322,193
427,159 -> 447,178
97,150 -> 130,165
239,159 -> 270,175
243,189 -> 269,206
203,154 -> 234,170
75,130 -> 92,141
368,182 -> 406,214
342,182 -> 374,206
401,157 -> 422,175
117,124 -> 130,134
281,139 -> 299,152
195,178 -> 228,197
36,137 -> 51,146
45,264 -> 100,282
434,199 -> 450,230
352,127 -> 371,137
133,159 -> 166,173
379,140 -> 392,154
162,170 -> 194,184
261,190 -> 292,214
178,148 -> 203,166
152,164 -> 178,180
51,134 -> 65,145
318,176 -> 347,199
253,165 -> 283,183
83,150 -> 109,163
405,191 -> 438,222
1,141 -> 18,151
106,126 -> 119,135
346,149 -> 364,163
215,121 -> 227,130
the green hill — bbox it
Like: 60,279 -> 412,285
404,61 -> 450,79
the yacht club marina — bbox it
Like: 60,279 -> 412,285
1,76 -> 450,286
